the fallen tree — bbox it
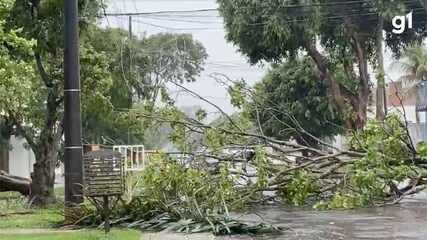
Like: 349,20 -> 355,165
134,104 -> 427,208
75,108 -> 427,235
0,170 -> 31,196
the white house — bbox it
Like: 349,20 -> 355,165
0,135 -> 35,178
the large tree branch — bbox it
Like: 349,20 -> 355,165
169,80 -> 243,132
35,52 -> 53,88
303,40 -> 356,129
343,20 -> 370,96
0,170 -> 31,196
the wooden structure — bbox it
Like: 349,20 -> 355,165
83,149 -> 124,233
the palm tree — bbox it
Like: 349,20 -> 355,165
398,45 -> 427,83
392,45 -> 427,123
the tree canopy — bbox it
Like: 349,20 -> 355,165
396,44 -> 427,82
0,0 -> 208,204
85,27 -> 207,144
249,57 -> 344,145
0,0 -> 112,204
218,0 -> 427,129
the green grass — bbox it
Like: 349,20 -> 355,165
0,188 -> 141,239
0,188 -> 64,229
0,208 -> 63,229
0,229 -> 141,240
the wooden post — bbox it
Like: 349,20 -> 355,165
103,196 -> 110,234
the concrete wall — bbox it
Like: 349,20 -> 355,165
8,135 -> 35,178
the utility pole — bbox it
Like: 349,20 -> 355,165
126,15 -> 134,111
129,15 -> 133,43
129,15 -> 133,107
64,0 -> 83,221
129,15 -> 132,73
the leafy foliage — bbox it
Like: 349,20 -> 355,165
248,57 -> 344,142
395,44 -> 427,83
279,170 -> 317,206
81,154 -> 281,235
0,16 -> 35,123
84,27 -> 207,144
138,154 -> 236,220
349,116 -> 414,197
218,0 -> 426,62
218,0 -> 427,129
317,115 -> 419,209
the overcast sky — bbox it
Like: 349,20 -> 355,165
106,0 -> 408,117
106,0 -> 266,117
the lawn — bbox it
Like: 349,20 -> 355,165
0,208 -> 63,229
0,189 -> 141,240
0,189 -> 63,229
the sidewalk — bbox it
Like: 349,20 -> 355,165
0,228 -> 220,240
0,229 -> 74,235
140,232 -> 217,240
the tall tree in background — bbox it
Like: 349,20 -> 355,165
136,33 -> 207,106
397,45 -> 427,83
88,28 -> 207,109
218,0 -> 427,129
395,45 -> 427,123
0,0 -> 34,174
85,27 -> 207,144
249,57 -> 344,146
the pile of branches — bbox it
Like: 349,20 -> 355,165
139,107 -> 427,208
78,109 -> 427,235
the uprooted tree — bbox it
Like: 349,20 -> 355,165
134,102 -> 427,209
78,98 -> 427,233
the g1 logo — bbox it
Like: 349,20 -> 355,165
392,11 -> 413,34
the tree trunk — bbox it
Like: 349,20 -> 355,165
0,170 -> 31,195
30,141 -> 58,206
0,120 -> 12,173
354,95 -> 368,129
0,144 -> 9,173
376,17 -> 386,121
304,40 -> 367,130
347,28 -> 370,129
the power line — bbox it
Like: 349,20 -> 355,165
134,15 -> 222,24
269,0 -> 421,8
99,1 -> 426,28
106,8 -> 426,31
129,18 -> 222,31
102,0 -> 424,17
104,8 -> 218,16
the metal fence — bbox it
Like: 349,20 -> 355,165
112,145 -> 163,172
408,122 -> 427,145
113,145 -> 146,171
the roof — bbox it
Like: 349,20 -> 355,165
386,81 -> 418,107
371,81 -> 419,107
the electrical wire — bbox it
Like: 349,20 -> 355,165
103,0 -> 424,16
103,7 -> 426,32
